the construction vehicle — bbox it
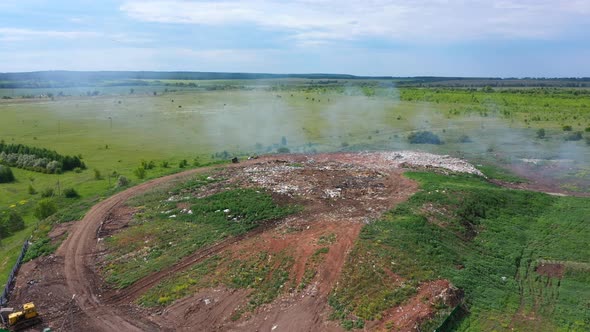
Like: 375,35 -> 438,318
0,303 -> 40,331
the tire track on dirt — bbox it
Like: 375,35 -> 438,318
60,160 -> 269,332
106,220 -> 279,305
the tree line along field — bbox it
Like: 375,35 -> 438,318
0,80 -> 589,292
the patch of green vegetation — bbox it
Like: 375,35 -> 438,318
138,256 -> 223,307
139,250 -> 296,317
104,185 -> 297,288
228,251 -> 294,311
330,171 -> 590,331
317,233 -> 336,245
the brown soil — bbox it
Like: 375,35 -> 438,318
376,280 -> 457,332
535,263 -> 565,279
10,153 -> 424,331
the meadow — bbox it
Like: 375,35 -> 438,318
330,172 -> 589,331
0,79 -> 589,297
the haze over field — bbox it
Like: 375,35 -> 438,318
1,0 -> 590,76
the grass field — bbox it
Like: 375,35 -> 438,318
1,80 -> 589,300
329,172 -> 590,331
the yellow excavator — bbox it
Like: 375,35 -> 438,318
0,302 -> 41,331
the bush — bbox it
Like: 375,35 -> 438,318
564,132 -> 583,141
63,187 -> 80,198
117,175 -> 129,187
178,159 -> 188,168
0,165 -> 15,183
0,210 -> 25,234
458,135 -> 472,143
585,127 -> 590,133
74,167 -> 83,173
93,168 -> 102,180
34,198 -> 57,220
536,128 -> 546,139
160,161 -> 169,168
41,188 -> 55,198
141,160 -> 156,170
40,188 -> 54,198
277,147 -> 290,153
134,167 -> 146,179
28,184 -> 37,195
563,125 -> 573,131
408,131 -> 443,144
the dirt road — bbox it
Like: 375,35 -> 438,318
60,160 -> 269,331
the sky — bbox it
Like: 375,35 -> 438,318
0,0 -> 589,77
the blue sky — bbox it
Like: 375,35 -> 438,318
1,0 -> 589,76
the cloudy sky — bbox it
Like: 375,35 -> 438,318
1,0 -> 589,76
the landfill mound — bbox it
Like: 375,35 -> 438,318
9,151 -> 481,331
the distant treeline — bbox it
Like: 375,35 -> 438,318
0,71 -> 359,89
1,71 -> 589,89
0,142 -> 85,173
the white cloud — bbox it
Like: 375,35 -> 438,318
120,0 -> 590,44
0,28 -> 100,42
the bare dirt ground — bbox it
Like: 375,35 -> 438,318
535,263 -> 565,279
501,162 -> 590,197
9,152 -> 488,331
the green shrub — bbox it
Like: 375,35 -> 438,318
0,165 -> 15,183
40,188 -> 54,198
63,187 -> 80,198
277,147 -> 290,153
117,175 -> 129,187
93,168 -> 102,180
28,184 -> 37,195
34,198 -> 57,220
564,131 -> 583,141
458,135 -> 472,143
563,125 -> 573,131
408,131 -> 443,144
134,167 -> 146,179
178,159 -> 188,168
536,128 -> 546,139
74,167 -> 83,173
160,161 -> 169,168
0,210 -> 25,235
585,127 -> 590,132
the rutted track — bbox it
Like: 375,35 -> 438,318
106,219 -> 279,305
60,159 -> 270,332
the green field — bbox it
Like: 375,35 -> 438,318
330,172 -> 589,331
0,79 -> 589,329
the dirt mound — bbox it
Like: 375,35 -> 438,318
9,151 -> 483,331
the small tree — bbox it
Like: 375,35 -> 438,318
536,128 -> 546,139
94,168 -> 102,180
281,136 -> 288,146
3,210 -> 25,233
0,165 -> 15,183
563,125 -> 573,131
408,131 -> 443,145
178,159 -> 188,168
117,175 -> 129,187
34,198 -> 57,220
